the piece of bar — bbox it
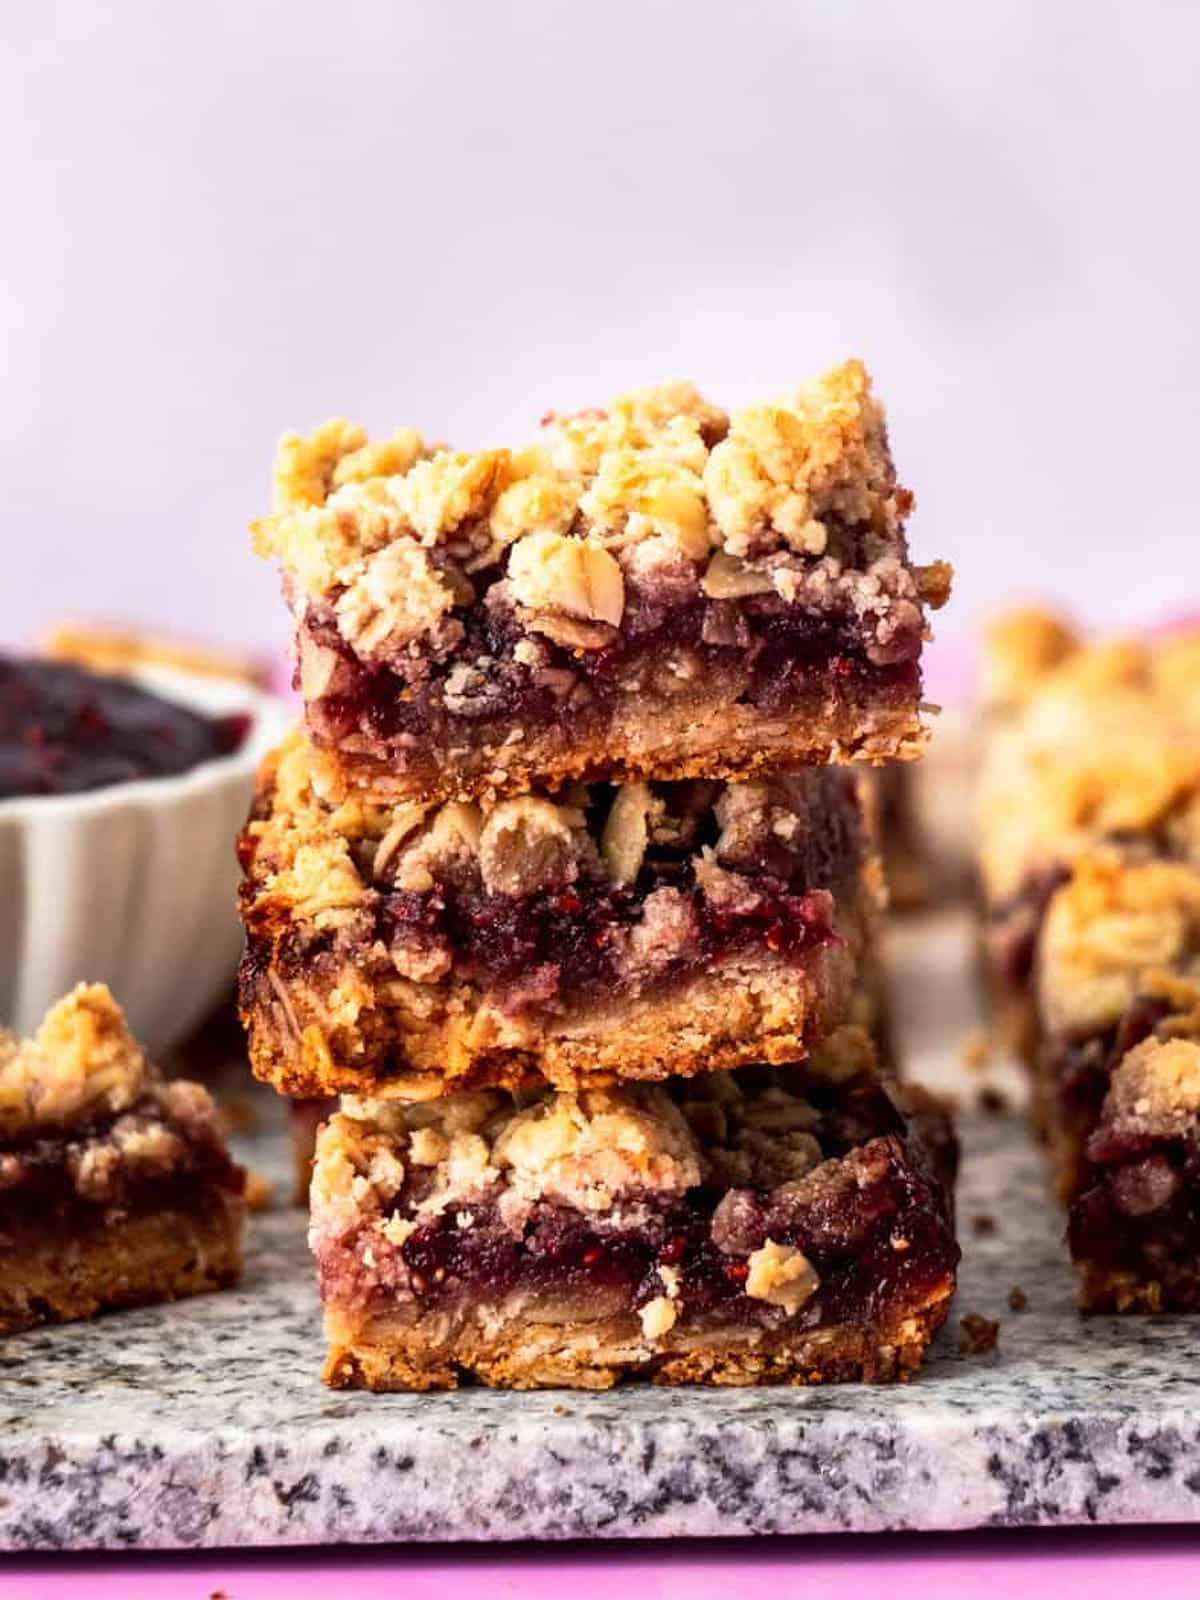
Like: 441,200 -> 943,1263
238,734 -> 880,1098
309,1026 -> 959,1391
978,620 -> 1200,1059
1036,856 -> 1200,1310
252,360 -> 951,807
0,985 -> 246,1334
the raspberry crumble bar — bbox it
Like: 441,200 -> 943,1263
238,734 -> 879,1097
1036,856 -> 1200,1310
309,1027 -> 959,1390
0,985 -> 246,1334
978,622 -> 1200,1057
252,361 -> 951,806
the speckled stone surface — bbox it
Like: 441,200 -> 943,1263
3,912 -> 1200,1550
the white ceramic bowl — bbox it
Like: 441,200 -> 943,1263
0,666 -> 289,1054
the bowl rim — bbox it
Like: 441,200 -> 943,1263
0,662 -> 290,822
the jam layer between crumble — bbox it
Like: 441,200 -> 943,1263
302,595 -> 921,760
0,1096 -> 245,1231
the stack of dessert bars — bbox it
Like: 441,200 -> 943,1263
979,611 -> 1200,1311
239,360 -> 961,1390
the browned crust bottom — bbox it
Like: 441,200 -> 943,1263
321,1291 -> 953,1392
1074,1262 -> 1200,1314
244,908 -> 870,1100
0,1199 -> 245,1335
312,691 -> 928,809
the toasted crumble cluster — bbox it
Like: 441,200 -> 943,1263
1039,857 -> 1200,1037
1106,1034 -> 1200,1134
317,1082 -> 702,1234
958,1313 -> 1000,1355
743,1238 -> 820,1311
0,984 -> 234,1206
977,607 -> 1082,714
253,361 -> 944,679
702,363 -> 900,560
272,419 -> 429,513
979,628 -> 1200,905
0,984 -> 150,1137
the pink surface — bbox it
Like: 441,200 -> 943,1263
920,633 -> 974,708
5,1530 -> 1200,1600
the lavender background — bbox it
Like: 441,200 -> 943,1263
3,2 -> 1198,659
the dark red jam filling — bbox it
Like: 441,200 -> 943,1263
371,779 -> 859,1007
0,1100 -> 244,1228
381,878 -> 837,1005
302,588 -> 921,753
0,656 -> 252,799
333,1120 -> 956,1331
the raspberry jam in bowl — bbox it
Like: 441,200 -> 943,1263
0,653 -> 288,1053
0,655 -> 253,798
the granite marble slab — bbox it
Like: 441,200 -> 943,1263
3,911 -> 1200,1551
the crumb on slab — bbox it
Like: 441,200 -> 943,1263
971,1213 -> 997,1237
1008,1286 -> 1028,1312
959,1313 -> 1000,1355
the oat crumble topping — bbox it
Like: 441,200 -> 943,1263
311,1034 -> 882,1245
979,638 -> 1200,904
252,361 -> 934,674
1107,1036 -> 1200,1132
0,985 -> 237,1220
743,1239 -> 821,1310
0,984 -> 148,1137
1038,857 -> 1200,1037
